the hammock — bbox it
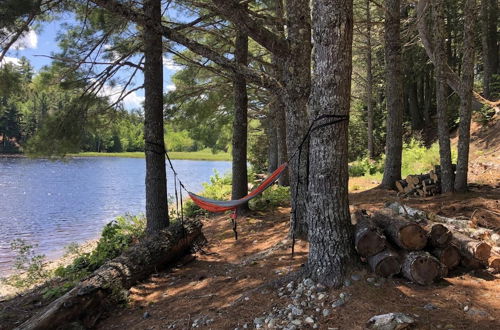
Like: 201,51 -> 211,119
187,162 -> 288,213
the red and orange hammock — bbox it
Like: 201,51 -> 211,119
187,162 -> 288,214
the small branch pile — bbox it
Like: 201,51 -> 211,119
395,165 -> 455,197
354,203 -> 498,285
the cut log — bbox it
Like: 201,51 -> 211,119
452,232 -> 491,262
429,170 -> 439,182
427,224 -> 452,248
461,255 -> 486,270
367,249 -> 401,277
488,253 -> 500,272
372,211 -> 428,250
401,251 -> 443,285
355,215 -> 387,257
17,219 -> 206,330
431,245 -> 461,270
395,180 -> 408,193
471,209 -> 500,231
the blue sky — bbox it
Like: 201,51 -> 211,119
3,12 -> 182,110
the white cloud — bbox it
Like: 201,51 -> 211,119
166,84 -> 176,91
12,30 -> 38,50
0,56 -> 20,66
98,84 -> 145,109
163,57 -> 182,71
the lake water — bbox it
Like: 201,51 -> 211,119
0,157 -> 231,276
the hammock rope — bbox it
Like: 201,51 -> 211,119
160,113 -> 349,249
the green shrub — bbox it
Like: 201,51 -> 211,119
249,185 -> 290,210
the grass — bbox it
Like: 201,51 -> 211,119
71,149 -> 231,161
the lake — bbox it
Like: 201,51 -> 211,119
0,156 -> 231,276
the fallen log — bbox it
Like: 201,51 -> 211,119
355,215 -> 387,257
372,211 -> 428,250
17,219 -> 206,330
401,251 -> 443,285
461,255 -> 487,270
367,249 -> 401,277
471,209 -> 500,231
431,245 -> 461,270
427,224 -> 452,248
395,180 -> 407,193
452,232 -> 491,262
488,253 -> 500,272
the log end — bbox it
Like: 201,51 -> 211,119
429,224 -> 452,248
400,224 -> 428,250
356,231 -> 386,257
375,256 -> 401,277
438,245 -> 461,269
403,252 -> 442,285
475,242 -> 492,262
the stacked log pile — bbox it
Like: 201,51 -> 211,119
354,205 -> 496,285
395,165 -> 456,197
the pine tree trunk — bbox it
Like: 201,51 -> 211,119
455,0 -> 476,193
282,0 -> 311,240
380,0 -> 404,189
231,27 -> 249,212
267,109 -> 279,173
306,0 -> 357,287
366,0 -> 375,159
143,0 -> 168,233
273,97 -> 290,186
433,0 -> 454,193
481,0 -> 499,99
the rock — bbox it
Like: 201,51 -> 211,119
313,324 -> 319,329
143,311 -> 151,319
344,279 -> 352,287
366,277 -> 376,283
323,309 -> 331,317
366,312 -> 415,330
339,292 -> 349,300
291,306 -> 304,316
316,283 -> 327,292
303,278 -> 315,287
351,273 -> 362,281
242,323 -> 248,329
332,298 -> 345,308
315,308 -> 321,312
268,318 -> 276,328
291,319 -> 302,326
254,317 -> 265,327
424,303 -> 438,311
305,316 -> 315,324
463,305 -> 469,312
466,307 -> 490,318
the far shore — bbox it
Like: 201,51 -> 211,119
0,150 -> 231,161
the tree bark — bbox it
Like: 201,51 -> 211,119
267,112 -> 279,173
433,0 -> 454,193
455,0 -> 476,193
366,0 -> 375,159
380,0 -> 404,189
453,232 -> 492,262
282,0 -> 312,240
305,0 -> 357,287
481,0 -> 499,99
371,211 -> 428,250
231,26 -> 249,212
143,0 -> 168,233
17,220 -> 205,330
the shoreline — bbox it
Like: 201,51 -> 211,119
0,151 -> 231,161
0,239 -> 98,299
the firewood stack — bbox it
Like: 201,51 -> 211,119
395,165 -> 457,197
354,205 -> 496,285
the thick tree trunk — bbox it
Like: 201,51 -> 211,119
408,79 -> 423,130
455,0 -> 476,193
380,0 -> 404,189
275,99 -> 290,186
366,0 -> 375,159
143,0 -> 168,233
481,0 -> 499,99
267,110 -> 279,173
17,220 -> 205,330
305,0 -> 357,287
433,0 -> 454,193
231,27 -> 249,212
282,0 -> 311,240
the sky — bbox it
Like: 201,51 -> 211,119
2,11 -> 182,110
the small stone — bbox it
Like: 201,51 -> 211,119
444,324 -> 454,329
143,311 -> 151,319
303,278 -> 315,287
366,277 -> 376,283
301,301 -> 307,307
291,319 -> 302,326
316,283 -> 327,292
466,307 -> 490,318
463,305 -> 469,312
268,318 -> 276,328
254,317 -> 265,326
242,323 -> 248,329
323,309 -> 331,317
344,279 -> 352,287
313,324 -> 319,329
305,316 -> 314,324
291,306 -> 304,316
244,296 -> 249,301
317,293 -> 326,300
332,299 -> 345,308
424,303 -> 438,311
339,292 -> 349,300
316,308 -> 321,312
351,273 -> 362,281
